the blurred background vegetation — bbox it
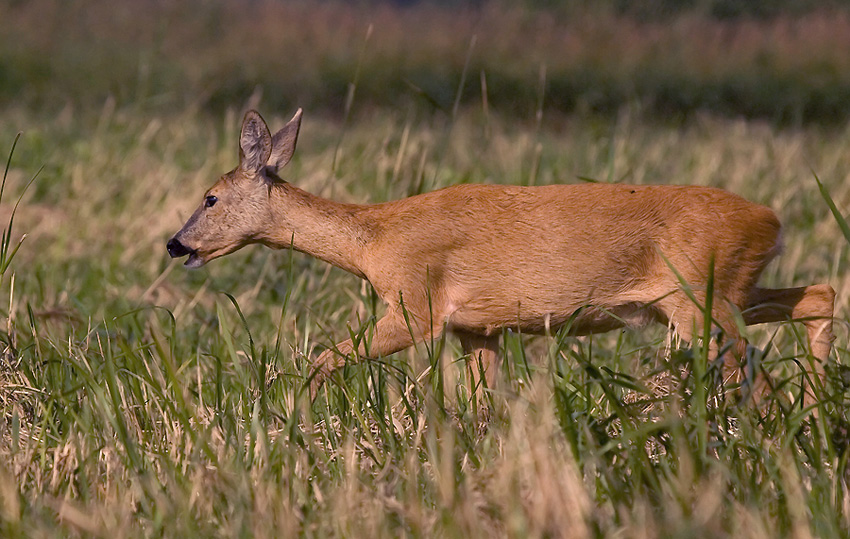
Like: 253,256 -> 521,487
3,0 -> 850,125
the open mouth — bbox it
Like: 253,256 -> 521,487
184,251 -> 205,268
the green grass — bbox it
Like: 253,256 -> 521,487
0,100 -> 849,537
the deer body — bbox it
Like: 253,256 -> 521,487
353,183 -> 779,334
167,110 -> 835,405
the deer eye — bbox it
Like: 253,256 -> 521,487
204,195 -> 218,208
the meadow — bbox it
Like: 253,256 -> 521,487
2,1 -> 850,537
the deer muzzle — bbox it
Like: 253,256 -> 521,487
166,237 -> 191,258
166,237 -> 206,268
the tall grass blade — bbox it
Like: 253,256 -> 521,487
0,134 -> 40,278
814,171 -> 850,245
331,24 -> 373,177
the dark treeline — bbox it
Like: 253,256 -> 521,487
417,0 -> 848,18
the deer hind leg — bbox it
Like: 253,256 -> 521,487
660,295 -> 754,398
743,285 -> 836,406
456,331 -> 500,399
715,310 -> 758,398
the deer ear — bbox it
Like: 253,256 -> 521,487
239,110 -> 272,175
267,108 -> 302,173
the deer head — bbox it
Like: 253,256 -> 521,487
166,109 -> 302,267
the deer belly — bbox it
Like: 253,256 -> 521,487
447,298 -> 664,337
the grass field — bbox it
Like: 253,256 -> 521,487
3,1 -> 850,537
1,101 -> 849,537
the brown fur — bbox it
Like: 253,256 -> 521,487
167,109 -> 835,406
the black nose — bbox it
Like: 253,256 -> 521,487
166,238 -> 190,258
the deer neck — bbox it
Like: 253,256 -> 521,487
265,183 -> 369,278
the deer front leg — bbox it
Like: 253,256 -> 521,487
310,307 -> 439,399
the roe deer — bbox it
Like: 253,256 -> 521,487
167,109 -> 835,406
